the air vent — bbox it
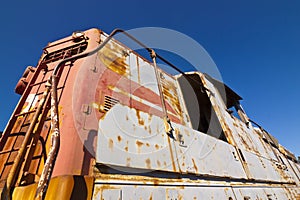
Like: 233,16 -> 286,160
43,42 -> 88,64
103,96 -> 119,112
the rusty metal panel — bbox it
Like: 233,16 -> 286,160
99,33 -> 190,126
93,179 -> 237,200
285,158 -> 300,185
96,104 -> 180,173
159,69 -> 184,123
173,125 -> 247,179
94,189 -> 122,200
270,187 -> 297,200
232,187 -> 293,200
200,73 -> 270,158
253,128 -> 279,161
296,162 -> 300,174
95,34 -> 194,173
122,187 -> 163,200
271,151 -> 300,185
95,102 -> 246,179
92,173 -> 299,199
199,73 -> 292,182
232,117 -> 276,160
2,27 -> 299,199
176,187 -> 237,200
232,188 -> 267,199
128,54 -> 160,96
240,149 -> 286,181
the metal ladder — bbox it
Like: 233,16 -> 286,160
0,63 -> 52,189
0,59 -> 71,200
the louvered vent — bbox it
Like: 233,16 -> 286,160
43,42 -> 88,64
103,96 -> 119,112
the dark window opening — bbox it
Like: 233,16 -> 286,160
203,75 -> 248,124
43,41 -> 88,64
178,74 -> 227,142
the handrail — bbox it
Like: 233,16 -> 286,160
43,35 -> 87,53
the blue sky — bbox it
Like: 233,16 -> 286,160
0,1 -> 299,156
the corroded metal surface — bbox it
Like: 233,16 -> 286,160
0,28 -> 299,199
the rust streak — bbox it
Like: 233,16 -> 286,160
98,42 -> 129,76
157,160 -> 161,167
191,158 -> 198,172
108,139 -> 114,150
145,158 -> 151,169
126,157 -> 131,167
167,136 -> 177,171
136,110 -> 144,126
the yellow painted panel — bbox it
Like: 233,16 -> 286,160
12,175 -> 94,200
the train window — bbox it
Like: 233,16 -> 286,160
177,74 -> 227,142
203,75 -> 250,127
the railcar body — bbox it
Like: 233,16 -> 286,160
0,28 -> 299,199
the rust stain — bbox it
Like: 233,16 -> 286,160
191,158 -> 198,172
184,129 -> 190,136
146,143 -> 150,147
98,41 -> 129,76
233,121 -> 239,128
155,144 -> 159,150
126,157 -> 131,167
95,172 -> 212,185
157,160 -> 161,167
136,140 -> 144,147
161,78 -> 182,118
117,135 -> 122,142
149,194 -> 153,200
167,136 -> 177,171
139,118 -> 144,126
108,139 -> 114,150
178,194 -> 183,200
164,161 -> 167,167
145,158 -> 151,169
136,110 -> 144,126
125,141 -> 129,152
153,179 -> 159,186
215,107 -> 235,146
136,140 -> 144,153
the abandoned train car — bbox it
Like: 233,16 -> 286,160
0,28 -> 299,199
